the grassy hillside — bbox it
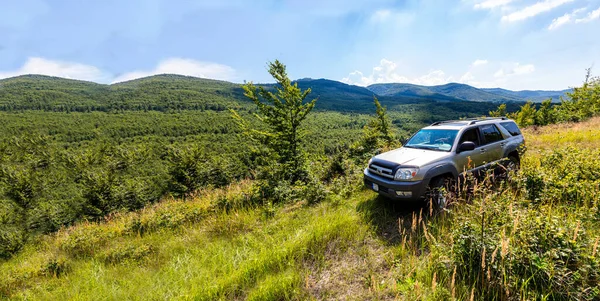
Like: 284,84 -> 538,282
2,117 -> 599,300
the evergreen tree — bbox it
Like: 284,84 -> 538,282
535,99 -> 556,125
510,101 -> 537,127
489,103 -> 507,117
352,96 -> 395,155
231,60 -> 317,183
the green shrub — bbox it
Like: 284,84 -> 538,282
40,257 -> 70,277
0,228 -> 24,260
166,146 -> 235,197
98,243 -> 154,265
450,193 -> 600,299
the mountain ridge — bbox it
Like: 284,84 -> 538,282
368,82 -> 570,103
0,74 -> 571,112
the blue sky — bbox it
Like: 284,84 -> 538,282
0,0 -> 599,90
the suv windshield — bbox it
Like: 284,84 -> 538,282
404,129 -> 459,152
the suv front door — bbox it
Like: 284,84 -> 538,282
455,127 -> 486,173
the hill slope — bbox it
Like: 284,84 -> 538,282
0,74 -> 521,114
2,117 -> 599,299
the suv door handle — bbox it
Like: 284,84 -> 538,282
500,142 -> 506,147
480,148 -> 486,153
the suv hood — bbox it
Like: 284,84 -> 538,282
373,147 -> 451,167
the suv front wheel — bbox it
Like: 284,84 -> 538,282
426,177 -> 454,212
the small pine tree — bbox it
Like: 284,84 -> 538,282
231,60 -> 317,183
489,103 -> 507,117
535,99 -> 556,126
353,96 -> 395,154
510,101 -> 537,127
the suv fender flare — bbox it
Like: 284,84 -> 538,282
423,164 -> 459,184
502,146 -> 519,158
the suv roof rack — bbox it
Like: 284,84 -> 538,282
430,117 -> 507,126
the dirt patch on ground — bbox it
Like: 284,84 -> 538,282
304,237 -> 398,300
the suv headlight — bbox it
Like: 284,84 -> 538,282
394,167 -> 419,180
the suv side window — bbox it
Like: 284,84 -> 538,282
499,121 -> 521,136
479,124 -> 503,144
459,128 -> 480,146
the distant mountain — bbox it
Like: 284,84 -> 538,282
266,78 -> 465,111
367,83 -> 463,102
480,88 -> 572,102
368,82 -> 570,103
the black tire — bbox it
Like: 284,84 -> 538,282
426,177 -> 454,212
500,155 -> 520,180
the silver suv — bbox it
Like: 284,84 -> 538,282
363,117 -> 525,208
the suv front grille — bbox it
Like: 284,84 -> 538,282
369,164 -> 394,179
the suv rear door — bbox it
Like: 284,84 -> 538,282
478,123 -> 505,164
455,127 -> 486,173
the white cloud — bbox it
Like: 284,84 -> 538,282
494,63 -> 535,78
111,58 -> 236,83
0,57 -> 237,84
472,59 -> 489,66
575,7 -> 600,23
0,57 -> 110,82
341,59 -> 452,86
548,7 -> 587,30
501,0 -> 574,22
474,0 -> 514,10
369,9 -> 415,27
460,71 -> 475,82
342,59 -> 538,89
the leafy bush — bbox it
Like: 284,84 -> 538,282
98,243 -> 154,265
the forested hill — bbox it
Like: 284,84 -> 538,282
0,74 -> 246,112
0,74 -> 465,113
0,74 -> 528,114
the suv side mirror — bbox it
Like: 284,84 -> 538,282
458,141 -> 476,153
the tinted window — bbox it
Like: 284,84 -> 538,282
480,124 -> 503,144
459,128 -> 480,146
500,121 -> 521,136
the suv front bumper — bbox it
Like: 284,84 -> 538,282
363,168 -> 429,201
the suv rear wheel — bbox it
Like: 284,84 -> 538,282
499,155 -> 520,180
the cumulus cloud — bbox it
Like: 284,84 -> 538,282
460,71 -> 475,82
494,63 -> 535,78
575,7 -> 600,23
0,57 -> 237,84
501,0 -> 574,22
474,0 -> 514,10
0,57 -> 110,82
548,7 -> 587,30
436,60 -> 535,88
111,58 -> 236,83
341,59 -> 451,86
342,58 -> 536,88
472,59 -> 489,67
